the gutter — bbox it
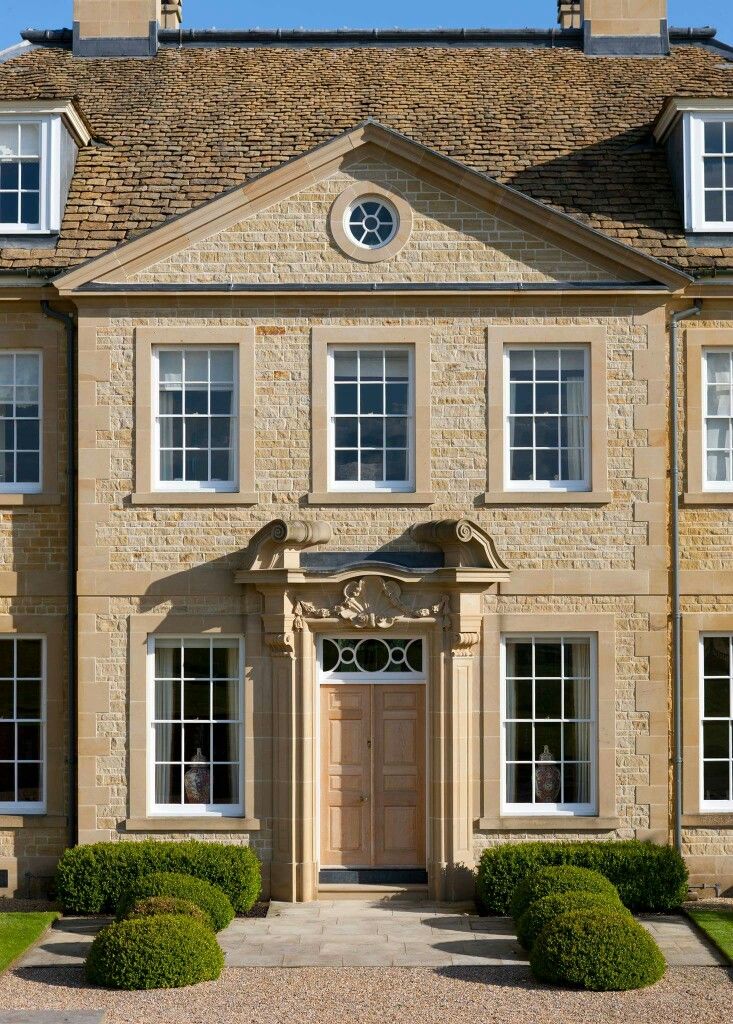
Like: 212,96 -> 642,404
65,281 -> 671,296
670,301 -> 702,855
19,25 -> 720,50
40,301 -> 77,855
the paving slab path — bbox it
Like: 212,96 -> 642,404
13,902 -> 727,971
219,900 -> 727,968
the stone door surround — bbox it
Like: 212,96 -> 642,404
235,517 -> 510,902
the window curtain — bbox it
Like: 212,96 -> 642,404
154,644 -> 178,804
564,365 -> 586,481
566,640 -> 591,805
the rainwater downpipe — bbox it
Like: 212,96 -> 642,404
41,301 -> 77,853
671,300 -> 701,854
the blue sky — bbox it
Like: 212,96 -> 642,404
2,0 -> 732,51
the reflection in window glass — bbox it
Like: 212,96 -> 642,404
0,352 -> 41,491
155,348 -> 237,490
152,638 -> 242,812
330,347 -> 413,489
0,123 -> 41,227
507,347 -> 588,487
504,636 -> 595,812
701,635 -> 733,806
702,120 -> 733,225
0,637 -> 43,809
704,349 -> 733,486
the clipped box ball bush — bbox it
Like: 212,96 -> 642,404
510,865 -> 618,922
125,895 -> 210,928
516,889 -> 628,950
116,872 -> 234,932
86,914 -> 224,990
56,839 -> 260,914
530,908 -> 666,991
477,840 -> 688,915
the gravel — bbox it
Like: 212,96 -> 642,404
0,965 -> 730,1024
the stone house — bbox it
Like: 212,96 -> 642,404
0,0 -> 732,902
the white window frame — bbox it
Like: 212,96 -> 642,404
0,635 -> 46,815
146,635 -> 245,817
500,633 -> 597,816
0,116 -> 60,235
317,635 -> 426,683
702,347 -> 733,491
0,350 -> 43,495
152,346 -> 239,494
503,345 -> 590,492
327,344 -> 415,493
686,111 -> 733,233
699,633 -> 733,812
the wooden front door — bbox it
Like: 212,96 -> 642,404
320,683 -> 425,868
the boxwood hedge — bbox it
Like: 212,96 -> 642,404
510,865 -> 618,922
85,915 -> 224,990
116,872 -> 234,932
55,839 -> 260,914
477,840 -> 688,915
530,909 -> 666,991
125,895 -> 211,928
516,889 -> 628,950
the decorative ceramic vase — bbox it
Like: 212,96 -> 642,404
535,744 -> 561,802
184,747 -> 210,804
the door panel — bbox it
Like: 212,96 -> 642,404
320,681 -> 426,869
320,685 -> 371,867
373,685 -> 425,868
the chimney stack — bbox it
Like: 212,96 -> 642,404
73,0 -> 182,57
557,0 -> 669,55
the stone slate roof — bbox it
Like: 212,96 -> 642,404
1,40 -> 733,277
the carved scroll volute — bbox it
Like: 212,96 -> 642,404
265,632 -> 295,659
451,631 -> 481,658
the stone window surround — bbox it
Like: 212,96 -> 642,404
328,180 -> 413,264
126,613 -> 260,832
0,329 -> 60,507
478,613 -> 618,830
485,325 -> 611,505
0,615 -> 65,830
132,326 -> 257,506
308,326 -> 433,505
682,612 -> 733,825
684,327 -> 733,504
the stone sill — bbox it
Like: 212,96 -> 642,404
476,816 -> 620,831
0,814 -> 67,828
307,491 -> 434,506
123,817 -> 261,832
131,492 -> 258,506
681,813 -> 733,827
683,492 -> 733,506
484,491 -> 612,506
0,493 -> 61,507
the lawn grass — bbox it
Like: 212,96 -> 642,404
0,912 -> 59,972
687,909 -> 733,964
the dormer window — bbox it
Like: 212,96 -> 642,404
654,100 -> 733,236
0,123 -> 42,231
0,103 -> 90,236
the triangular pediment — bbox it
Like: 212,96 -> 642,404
54,121 -> 689,293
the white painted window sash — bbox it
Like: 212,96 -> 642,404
500,633 -> 598,816
503,345 -> 591,492
146,635 -> 245,817
699,633 -> 733,812
0,116 -> 57,235
327,344 -> 416,493
0,636 -> 46,815
152,346 -> 238,493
